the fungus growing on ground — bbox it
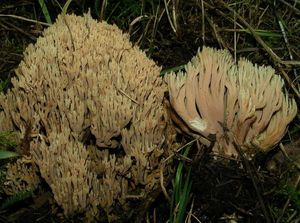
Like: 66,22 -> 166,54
165,47 -> 297,157
0,13 -> 176,222
3,155 -> 40,196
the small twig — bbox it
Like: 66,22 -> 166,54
202,1 -> 245,30
0,14 -> 50,26
217,0 -> 283,65
118,89 -> 140,105
190,213 -> 202,223
205,15 -> 227,49
163,0 -> 177,34
172,0 -> 179,36
286,210 -> 298,223
278,0 -> 300,15
1,20 -> 36,40
279,143 -> 300,171
281,60 -> 300,66
230,135 -> 271,223
233,1 -> 237,63
229,202 -> 254,216
174,151 -> 192,163
153,208 -> 157,223
278,67 -> 300,101
99,0 -> 107,21
160,162 -> 171,201
150,4 -> 160,43
186,198 -> 194,223
129,15 -> 149,35
160,138 -> 198,201
272,1 -> 298,79
163,138 -> 198,163
201,0 -> 205,44
257,5 -> 269,27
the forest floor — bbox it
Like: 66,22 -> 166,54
0,0 -> 300,222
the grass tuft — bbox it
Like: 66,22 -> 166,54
169,144 -> 192,223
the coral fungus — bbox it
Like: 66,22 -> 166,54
0,13 -> 176,221
165,47 -> 297,157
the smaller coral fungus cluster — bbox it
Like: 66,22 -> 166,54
0,13 -> 176,222
3,155 -> 40,196
165,47 -> 297,157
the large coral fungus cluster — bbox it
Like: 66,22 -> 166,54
0,14 -> 176,221
165,47 -> 297,158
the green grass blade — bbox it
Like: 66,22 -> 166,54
170,145 -> 192,223
160,64 -> 185,77
37,0 -> 52,24
176,166 -> 192,223
169,182 -> 176,223
174,161 -> 183,202
244,29 -> 282,37
0,190 -> 33,210
0,79 -> 9,92
0,150 -> 19,159
0,131 -> 17,149
62,0 -> 73,16
94,0 -> 101,18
